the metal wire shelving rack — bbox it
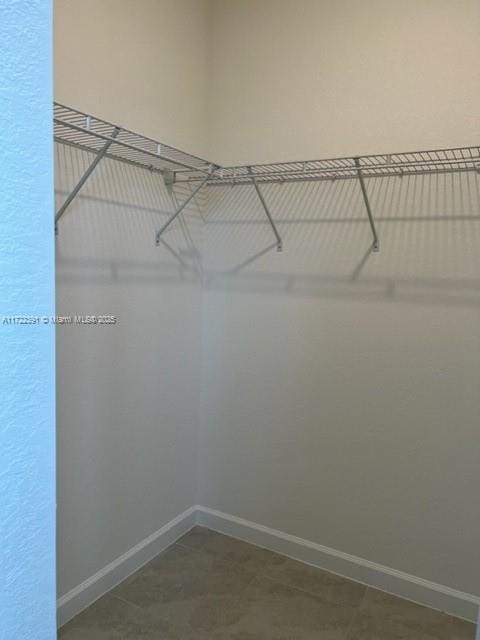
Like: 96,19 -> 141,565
54,103 -> 217,236
54,103 -> 214,175
54,102 -> 480,253
183,147 -> 480,185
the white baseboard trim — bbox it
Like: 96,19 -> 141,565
196,505 -> 480,623
57,504 -> 479,626
57,506 -> 196,628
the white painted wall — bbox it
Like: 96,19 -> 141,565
55,0 -> 480,616
55,146 -> 204,596
54,0 -> 211,158
199,0 -> 480,605
208,0 -> 480,165
54,0 -> 210,599
199,172 -> 480,599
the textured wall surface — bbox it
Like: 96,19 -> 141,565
0,2 -> 56,639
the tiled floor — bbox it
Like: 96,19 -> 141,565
59,526 -> 476,639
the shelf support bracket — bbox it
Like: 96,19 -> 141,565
55,127 -> 120,233
155,170 -> 212,245
354,157 -> 379,252
247,166 -> 282,252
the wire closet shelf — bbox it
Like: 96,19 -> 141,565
182,147 -> 480,185
54,103 -> 216,175
54,102 -> 480,252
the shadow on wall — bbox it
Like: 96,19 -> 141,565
55,142 -> 205,288
55,142 -> 205,596
203,171 -> 480,308
56,140 -> 480,309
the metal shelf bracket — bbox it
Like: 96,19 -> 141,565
354,157 -> 379,252
163,169 -> 175,194
155,168 -> 213,245
55,127 -> 120,233
247,166 -> 283,252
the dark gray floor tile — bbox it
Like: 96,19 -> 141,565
346,608 -> 443,640
261,554 -> 366,607
177,526 -> 280,571
346,588 -> 476,640
446,615 -> 477,640
206,575 -> 360,640
60,532 -> 477,640
110,542 -> 256,636
58,593 -> 176,639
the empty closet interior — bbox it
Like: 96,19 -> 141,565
54,0 -> 480,637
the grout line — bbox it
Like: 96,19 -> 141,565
200,521 -> 372,589
175,540 -> 266,586
109,593 -> 144,612
63,525 -> 477,637
195,525 -> 477,628
342,585 -> 369,640
259,572 -> 326,599
174,540 -> 211,556
190,524 -> 374,606
174,535 -> 260,627
178,525 -> 365,606
196,520 -> 478,623
259,570 -> 367,609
